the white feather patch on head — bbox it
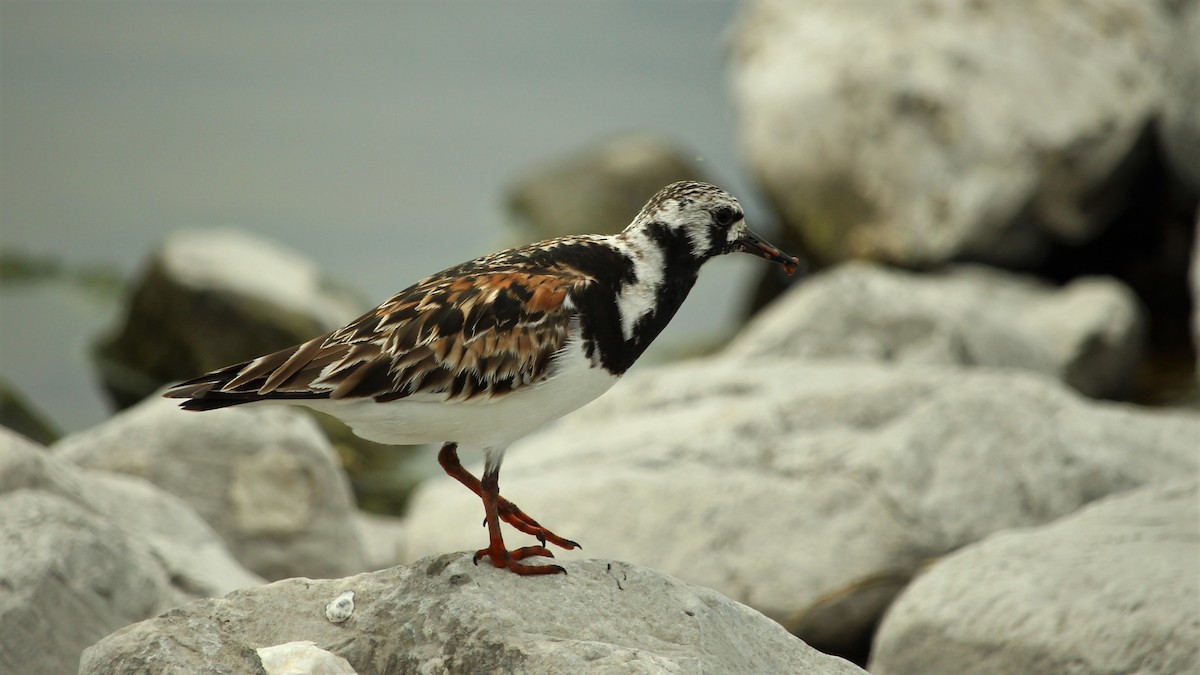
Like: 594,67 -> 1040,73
683,223 -> 714,258
727,221 -> 749,245
647,184 -> 742,260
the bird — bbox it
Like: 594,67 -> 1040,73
165,181 -> 799,576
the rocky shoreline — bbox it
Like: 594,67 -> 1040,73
3,0 -> 1199,673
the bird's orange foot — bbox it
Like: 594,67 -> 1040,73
473,544 -> 566,575
494,496 -> 581,551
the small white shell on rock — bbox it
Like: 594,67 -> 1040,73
325,590 -> 355,623
257,641 -> 356,675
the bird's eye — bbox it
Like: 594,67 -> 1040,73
713,206 -> 739,227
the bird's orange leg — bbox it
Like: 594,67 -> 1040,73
472,468 -> 564,575
437,443 -> 579,556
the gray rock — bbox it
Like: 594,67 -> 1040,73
53,394 -> 366,581
403,360 -> 1200,656
0,428 -> 260,674
0,492 -> 175,675
729,0 -> 1169,266
727,262 -> 1144,398
82,472 -> 265,598
507,133 -> 709,241
80,554 -> 866,675
870,480 -> 1200,675
93,227 -> 364,408
0,427 -> 261,598
1160,1 -> 1200,191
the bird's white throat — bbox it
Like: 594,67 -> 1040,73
608,228 -> 667,343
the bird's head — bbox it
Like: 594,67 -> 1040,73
628,181 -> 799,275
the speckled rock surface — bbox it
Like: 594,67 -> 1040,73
80,555 -> 866,675
870,480 -> 1200,675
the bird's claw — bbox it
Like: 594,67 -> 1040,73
472,546 -> 565,576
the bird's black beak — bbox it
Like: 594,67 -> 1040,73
733,227 -> 800,276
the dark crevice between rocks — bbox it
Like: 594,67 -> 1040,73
1038,136 -> 1198,405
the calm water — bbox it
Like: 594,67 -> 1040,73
1,1 -> 775,433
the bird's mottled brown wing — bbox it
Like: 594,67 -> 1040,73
165,263 -> 596,409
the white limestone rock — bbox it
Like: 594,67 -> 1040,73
870,480 -> 1200,675
80,555 -> 866,675
161,228 -> 358,328
0,428 -> 261,674
258,641 -> 357,675
0,492 -> 175,675
78,471 -> 264,598
729,0 -> 1170,266
727,262 -> 1144,398
403,360 -> 1200,655
53,395 -> 366,580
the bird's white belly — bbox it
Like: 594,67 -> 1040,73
299,342 -> 618,448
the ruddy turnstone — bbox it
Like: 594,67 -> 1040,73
165,181 -> 798,575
